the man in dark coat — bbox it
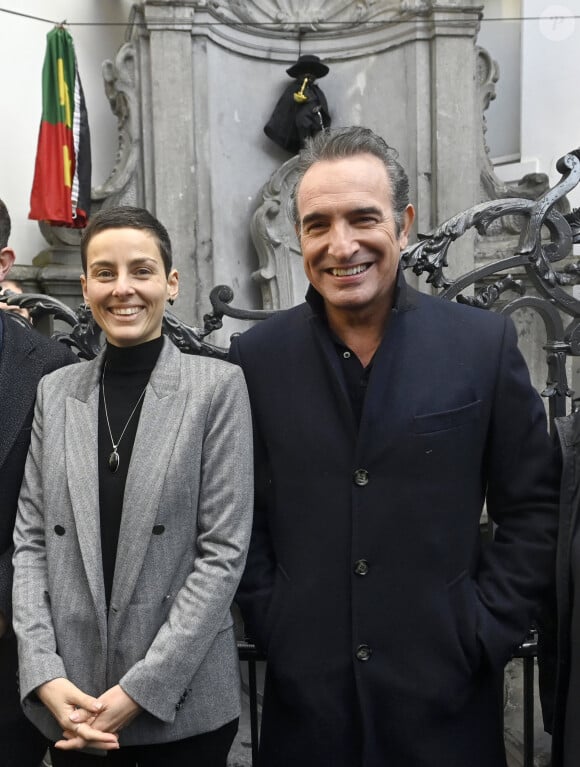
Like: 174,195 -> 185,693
0,198 -> 77,766
229,126 -> 560,767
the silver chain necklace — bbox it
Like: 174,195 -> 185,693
101,361 -> 148,474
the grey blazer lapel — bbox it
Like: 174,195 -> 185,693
65,352 -> 107,640
111,341 -> 187,611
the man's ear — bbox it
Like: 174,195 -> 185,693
0,248 -> 15,281
398,205 -> 415,251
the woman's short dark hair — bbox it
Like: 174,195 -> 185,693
80,206 -> 173,275
290,126 -> 410,234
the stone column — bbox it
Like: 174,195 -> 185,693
140,3 -> 200,324
429,1 -> 482,282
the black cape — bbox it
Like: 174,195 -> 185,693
264,80 -> 331,154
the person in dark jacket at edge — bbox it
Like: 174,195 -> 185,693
230,125 -> 561,767
539,401 -> 580,767
0,196 -> 77,766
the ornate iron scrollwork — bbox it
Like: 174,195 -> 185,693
0,290 -> 101,360
6,149 -> 580,416
0,291 -> 232,361
456,276 -> 525,310
203,149 -> 580,417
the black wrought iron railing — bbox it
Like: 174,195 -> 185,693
5,149 -> 580,766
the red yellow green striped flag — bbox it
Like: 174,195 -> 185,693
29,26 -> 91,227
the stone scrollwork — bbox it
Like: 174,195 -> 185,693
477,46 -> 550,217
402,150 -> 580,304
250,155 -> 308,310
475,46 -> 500,172
477,46 -> 499,130
476,43 -> 570,252
91,42 -> 140,210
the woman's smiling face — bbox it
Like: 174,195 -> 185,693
80,227 -> 179,347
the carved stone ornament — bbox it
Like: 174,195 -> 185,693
475,45 -> 563,246
476,47 -> 564,225
207,0 -> 403,32
38,222 -> 83,248
91,42 -> 140,210
250,155 -> 308,310
33,221 -> 83,267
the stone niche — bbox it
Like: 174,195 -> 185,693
32,0 -> 560,353
33,0 -> 482,344
28,1 -> 567,410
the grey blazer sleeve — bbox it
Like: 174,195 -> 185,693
118,365 -> 253,722
12,381 -> 68,692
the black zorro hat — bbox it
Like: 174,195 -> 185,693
286,54 -> 329,79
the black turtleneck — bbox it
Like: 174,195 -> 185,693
98,335 -> 163,608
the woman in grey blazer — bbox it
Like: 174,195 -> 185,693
12,207 -> 253,766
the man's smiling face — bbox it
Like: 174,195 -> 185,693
297,153 -> 413,327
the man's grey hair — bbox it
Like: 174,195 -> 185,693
290,126 -> 410,234
0,198 -> 11,250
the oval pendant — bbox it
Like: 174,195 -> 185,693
108,450 -> 120,473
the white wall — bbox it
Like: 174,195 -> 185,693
0,0 -> 134,264
520,0 -> 580,207
481,0 -> 580,207
478,0 -> 522,162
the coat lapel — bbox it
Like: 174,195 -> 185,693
358,276 -> 419,454
303,273 -> 419,453
110,340 -> 187,612
65,351 -> 107,646
357,309 -> 406,458
304,302 -> 357,439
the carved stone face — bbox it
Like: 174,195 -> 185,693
80,227 -> 178,348
296,153 -> 414,330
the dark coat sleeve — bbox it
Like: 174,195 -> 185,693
0,331 -> 77,620
229,336 -> 276,652
538,412 -> 576,758
473,318 -> 560,669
